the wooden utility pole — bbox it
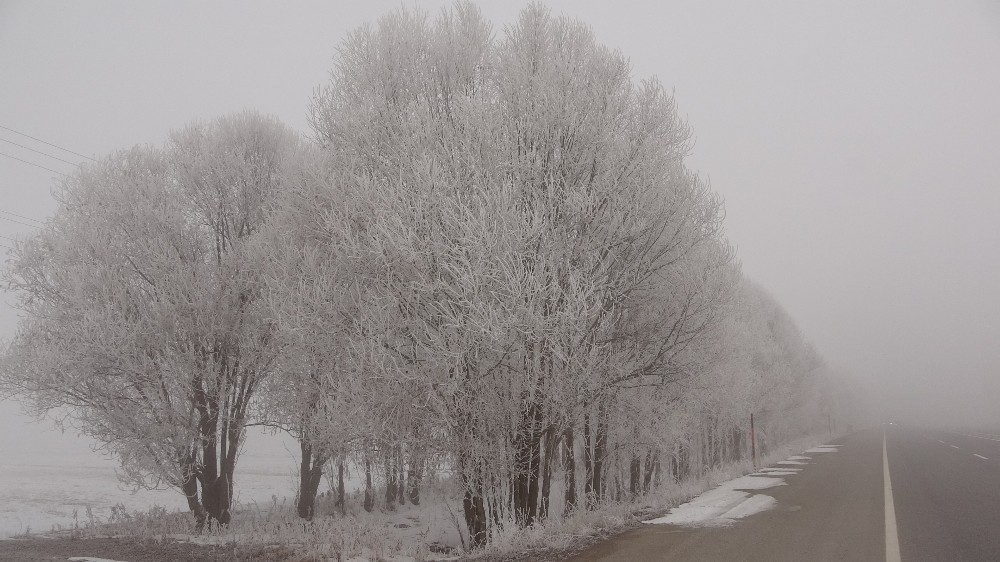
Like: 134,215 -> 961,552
750,413 -> 757,467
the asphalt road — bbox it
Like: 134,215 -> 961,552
566,429 -> 884,561
887,425 -> 1000,561
566,426 -> 1000,561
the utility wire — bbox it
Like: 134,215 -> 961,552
0,214 -> 40,229
0,151 -> 68,177
0,209 -> 43,226
0,243 -> 13,251
0,137 -> 81,167
0,124 -> 96,162
0,234 -> 17,243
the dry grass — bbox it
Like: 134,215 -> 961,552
459,433 -> 838,562
50,434 -> 836,562
59,480 -> 466,562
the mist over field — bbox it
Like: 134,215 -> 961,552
0,1 -> 997,558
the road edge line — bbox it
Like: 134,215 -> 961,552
884,429 -> 901,562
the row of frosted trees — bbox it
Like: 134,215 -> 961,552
0,3 -> 850,547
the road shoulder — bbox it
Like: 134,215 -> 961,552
564,430 -> 883,562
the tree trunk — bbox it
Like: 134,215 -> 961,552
512,401 -> 543,526
669,451 -> 677,481
336,461 -> 346,515
385,449 -> 398,511
181,461 -> 208,531
538,426 -> 557,520
592,403 -> 608,503
398,451 -> 406,506
563,427 -> 576,515
584,412 -> 594,508
460,457 -> 487,549
702,422 -> 710,470
200,423 -> 234,528
202,473 -> 231,527
629,453 -> 641,498
363,457 -> 374,513
193,371 -> 235,529
463,487 -> 487,549
406,454 -> 423,506
297,440 -> 326,520
642,450 -> 655,492
526,440 -> 540,523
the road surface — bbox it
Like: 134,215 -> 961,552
889,426 -> 1000,561
566,426 -> 1000,561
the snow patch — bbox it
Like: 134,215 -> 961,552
68,558 -> 128,562
644,488 -> 750,526
751,470 -> 798,476
644,474 -> 785,527
777,460 -> 808,465
759,466 -> 802,472
805,446 -> 838,453
787,455 -> 811,460
726,475 -> 787,491
719,494 -> 777,520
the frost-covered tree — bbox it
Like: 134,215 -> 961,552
1,111 -> 301,529
306,2 -> 732,545
252,145 -> 394,519
0,4 -> 853,547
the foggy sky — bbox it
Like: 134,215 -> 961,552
1,0 -> 999,460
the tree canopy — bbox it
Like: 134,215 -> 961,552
0,2 -> 855,547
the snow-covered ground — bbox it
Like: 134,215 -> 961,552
805,445 -> 839,453
0,429 -> 327,538
643,444 -> 838,528
753,469 -> 799,476
643,474 -> 785,527
1,460 -> 181,538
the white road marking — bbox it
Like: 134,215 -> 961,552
951,445 -> 960,449
947,431 -> 1000,442
974,454 -> 989,460
884,430 -> 901,562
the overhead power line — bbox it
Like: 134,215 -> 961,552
0,234 -> 17,243
0,209 -> 43,226
0,137 -> 81,167
0,124 -> 96,162
0,213 -> 42,229
0,151 -> 69,177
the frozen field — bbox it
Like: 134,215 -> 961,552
0,430 -> 307,538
